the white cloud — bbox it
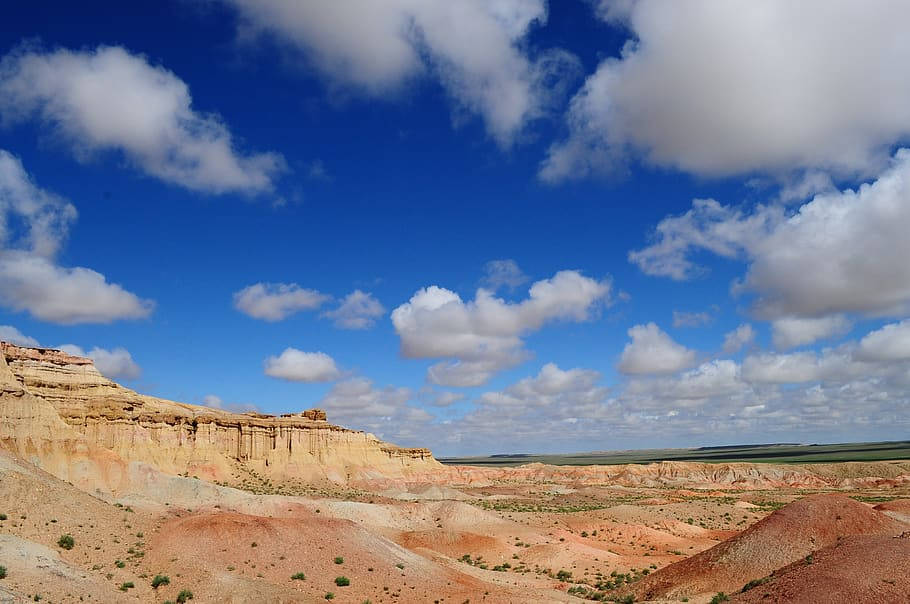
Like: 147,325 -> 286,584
480,259 -> 529,291
856,320 -> 910,362
631,150 -> 910,322
741,351 -> 825,384
0,45 -> 284,194
543,1 -> 910,181
321,290 -> 385,329
0,150 -> 153,324
233,282 -> 330,321
0,149 -> 76,257
672,310 -> 712,328
772,315 -> 851,350
318,377 -> 431,440
618,322 -> 696,375
421,389 -> 465,408
722,323 -> 755,354
58,344 -> 141,380
389,321 -> 910,454
202,394 -> 224,408
625,359 -> 742,402
0,325 -> 38,347
0,252 -> 154,325
220,0 -> 579,146
391,270 -> 610,386
480,363 -> 606,409
263,348 -> 341,382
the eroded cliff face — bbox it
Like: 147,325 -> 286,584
0,342 -> 439,488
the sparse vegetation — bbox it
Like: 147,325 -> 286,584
176,589 -> 194,603
709,593 -> 730,604
152,574 -> 170,588
119,582 -> 135,591
291,572 -> 306,581
335,576 -> 350,586
741,576 -> 771,592
325,592 -> 335,600
57,534 -> 74,550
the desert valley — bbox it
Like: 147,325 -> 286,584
1,342 -> 908,604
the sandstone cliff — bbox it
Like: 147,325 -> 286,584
0,342 -> 440,490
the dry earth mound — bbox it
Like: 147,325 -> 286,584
630,493 -> 908,601
874,498 -> 910,523
733,534 -> 910,603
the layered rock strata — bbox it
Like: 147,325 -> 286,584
0,342 -> 439,488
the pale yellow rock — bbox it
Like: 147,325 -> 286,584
0,342 -> 440,492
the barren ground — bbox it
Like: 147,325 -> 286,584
2,449 -> 908,604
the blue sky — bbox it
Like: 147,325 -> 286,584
1,1 -> 909,455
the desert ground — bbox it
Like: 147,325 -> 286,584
1,342 -> 909,603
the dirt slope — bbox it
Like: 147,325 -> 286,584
630,493 -> 908,600
733,534 -> 910,603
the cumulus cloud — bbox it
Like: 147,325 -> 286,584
391,270 -> 611,386
856,320 -> 910,362
631,150 -> 910,322
0,45 -> 284,194
480,259 -> 529,291
0,150 -> 153,324
542,1 -> 910,181
318,377 -> 431,440
58,344 -> 141,380
0,253 -> 154,324
722,323 -> 755,354
220,0 -> 579,146
618,323 -> 696,375
233,282 -> 330,321
263,348 -> 342,382
771,315 -> 851,350
321,290 -> 385,329
672,310 -> 712,328
340,321 -> 910,453
0,325 -> 39,347
419,389 -> 465,408
417,362 -> 613,454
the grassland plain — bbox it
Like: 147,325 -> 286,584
440,440 -> 910,467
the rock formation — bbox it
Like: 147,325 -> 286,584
0,342 -> 439,490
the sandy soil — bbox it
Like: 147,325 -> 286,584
2,446 -> 909,603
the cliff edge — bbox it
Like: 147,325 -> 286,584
0,341 -> 439,489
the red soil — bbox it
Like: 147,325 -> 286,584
630,493 -> 908,600
733,534 -> 910,603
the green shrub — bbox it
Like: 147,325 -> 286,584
325,593 -> 335,600
176,590 -> 194,603
152,575 -> 170,588
556,569 -> 572,581
119,582 -> 134,591
334,556 -> 344,564
57,534 -> 75,550
291,572 -> 306,581
335,576 -> 350,587
395,562 -> 405,569
0,565 -> 7,579
0,513 -> 7,521
709,593 -> 730,604
741,577 -> 771,592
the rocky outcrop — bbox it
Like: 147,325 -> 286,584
0,342 -> 439,489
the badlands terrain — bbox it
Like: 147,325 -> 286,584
1,341 -> 909,603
